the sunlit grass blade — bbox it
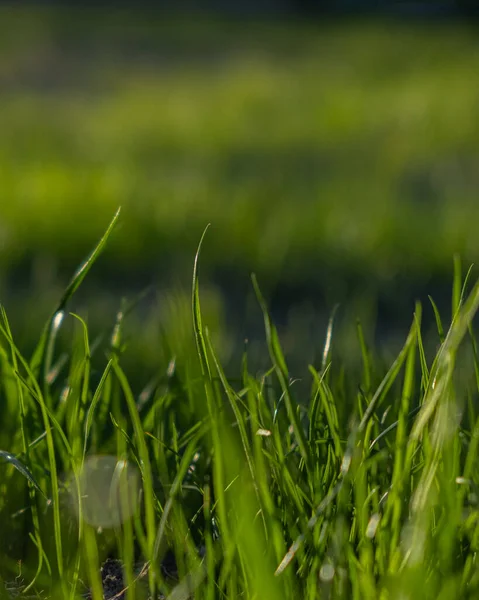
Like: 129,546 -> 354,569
321,304 -> 339,374
191,224 -> 231,555
30,207 -> 121,382
429,296 -> 445,343
357,312 -> 419,437
451,256 -> 474,322
82,358 -> 113,460
410,274 -> 479,445
192,224 -> 212,382
0,450 -> 46,498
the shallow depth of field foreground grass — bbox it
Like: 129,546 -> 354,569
2,211 -> 479,599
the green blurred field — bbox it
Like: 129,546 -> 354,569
3,11 -> 479,597
1,8 -> 479,349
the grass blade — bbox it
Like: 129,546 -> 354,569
0,450 -> 46,498
30,207 -> 121,382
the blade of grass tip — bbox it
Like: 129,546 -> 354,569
83,359 -> 113,460
462,263 -> 475,295
457,263 -> 475,319
192,224 -> 212,381
451,260 -> 475,328
191,225 -> 231,549
30,207 -> 121,382
321,304 -> 339,374
357,307 -> 419,437
42,310 -> 65,398
70,313 -> 92,454
111,286 -> 155,354
369,406 -> 421,450
428,296 -> 445,344
0,450 -> 46,498
414,305 -> 429,392
252,274 -> 311,473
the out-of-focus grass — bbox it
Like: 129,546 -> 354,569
1,10 -> 479,289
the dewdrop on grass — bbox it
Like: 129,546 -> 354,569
73,455 -> 140,528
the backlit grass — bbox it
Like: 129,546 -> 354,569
1,211 -> 479,598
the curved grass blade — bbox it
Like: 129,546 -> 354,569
428,296 -> 445,343
410,274 -> 479,444
191,225 -> 233,557
192,224 -> 212,381
321,304 -> 339,373
82,358 -> 113,460
308,365 -> 341,456
30,207 -> 121,381
452,256 -> 474,322
111,286 -> 155,353
369,405 -> 421,450
357,312 -> 419,437
0,450 -> 46,498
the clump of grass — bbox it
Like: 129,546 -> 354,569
1,210 -> 479,599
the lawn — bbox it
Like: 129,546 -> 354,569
0,212 -> 479,599
1,11 -> 479,597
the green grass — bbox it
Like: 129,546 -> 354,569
2,211 -> 479,598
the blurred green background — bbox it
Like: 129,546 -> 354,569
1,6 -> 479,373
